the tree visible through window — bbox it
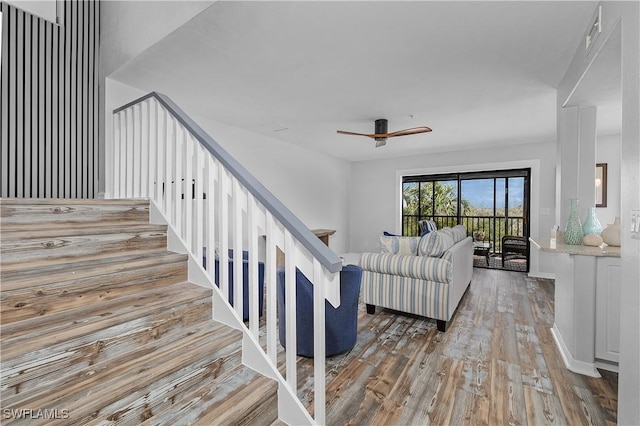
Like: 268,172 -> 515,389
402,169 -> 530,269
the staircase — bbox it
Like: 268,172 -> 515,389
0,199 -> 279,425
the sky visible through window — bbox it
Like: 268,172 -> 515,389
461,178 -> 524,209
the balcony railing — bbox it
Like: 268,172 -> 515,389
403,214 -> 526,254
108,92 -> 341,425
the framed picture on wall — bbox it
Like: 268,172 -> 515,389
596,163 -> 607,207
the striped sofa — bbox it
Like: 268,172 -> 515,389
360,231 -> 473,332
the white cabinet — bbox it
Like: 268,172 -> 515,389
531,237 -> 621,376
595,257 -> 622,364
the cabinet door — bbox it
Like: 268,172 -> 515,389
595,257 -> 621,363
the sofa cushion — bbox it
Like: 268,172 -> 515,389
360,252 -> 452,282
379,236 -> 420,255
440,227 -> 455,241
451,225 -> 467,242
418,230 -> 455,257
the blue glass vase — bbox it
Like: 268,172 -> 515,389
564,199 -> 583,245
582,207 -> 602,236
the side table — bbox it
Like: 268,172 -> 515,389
472,242 -> 491,266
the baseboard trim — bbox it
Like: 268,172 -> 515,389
595,359 -> 619,373
528,271 -> 556,280
551,324 -> 601,378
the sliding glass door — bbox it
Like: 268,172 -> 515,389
402,169 -> 530,271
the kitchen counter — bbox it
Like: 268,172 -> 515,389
529,235 -> 621,377
529,237 -> 620,257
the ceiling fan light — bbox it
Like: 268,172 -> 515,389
374,119 -> 388,135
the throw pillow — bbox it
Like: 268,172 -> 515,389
418,230 -> 455,257
418,220 -> 437,236
379,236 -> 420,255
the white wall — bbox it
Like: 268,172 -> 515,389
100,0 -> 213,78
99,0 -> 214,196
5,0 -> 56,23
349,140 -> 557,277
557,3 -> 639,424
191,114 -> 352,253
596,134 -> 621,227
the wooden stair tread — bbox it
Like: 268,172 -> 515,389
139,365 -> 279,426
1,282 -> 212,357
2,321 -> 244,424
0,223 -> 167,241
0,228 -> 169,271
0,251 -> 188,291
0,198 -> 151,230
0,198 -> 151,206
1,293 -> 215,399
1,316 -> 231,396
0,257 -> 188,324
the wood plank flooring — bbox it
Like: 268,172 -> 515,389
283,268 -> 618,425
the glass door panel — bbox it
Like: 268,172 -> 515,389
402,168 -> 530,272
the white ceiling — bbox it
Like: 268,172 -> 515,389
110,1 -> 603,162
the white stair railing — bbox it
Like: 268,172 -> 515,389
108,92 -> 342,425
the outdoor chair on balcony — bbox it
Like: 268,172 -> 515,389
501,235 -> 529,261
277,264 -> 363,357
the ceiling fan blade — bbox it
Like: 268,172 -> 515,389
337,124 -> 432,145
337,130 -> 376,138
386,126 -> 433,138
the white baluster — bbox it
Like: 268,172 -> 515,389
127,109 -> 132,198
164,112 -> 173,218
140,99 -> 150,198
284,230 -> 297,392
154,100 -> 164,204
174,124 -> 183,233
248,193 -> 259,338
194,143 -> 204,261
206,154 -> 217,282
218,166 -> 230,295
132,104 -> 141,197
184,133 -> 193,249
232,178 -> 244,319
265,212 -> 278,365
313,258 -> 326,425
112,113 -> 121,198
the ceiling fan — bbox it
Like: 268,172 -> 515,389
337,119 -> 432,147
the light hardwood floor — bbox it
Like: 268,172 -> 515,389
284,267 -> 618,425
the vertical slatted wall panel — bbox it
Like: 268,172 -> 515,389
0,1 -> 100,198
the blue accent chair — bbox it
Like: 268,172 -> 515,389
213,250 -> 264,321
277,264 -> 363,357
